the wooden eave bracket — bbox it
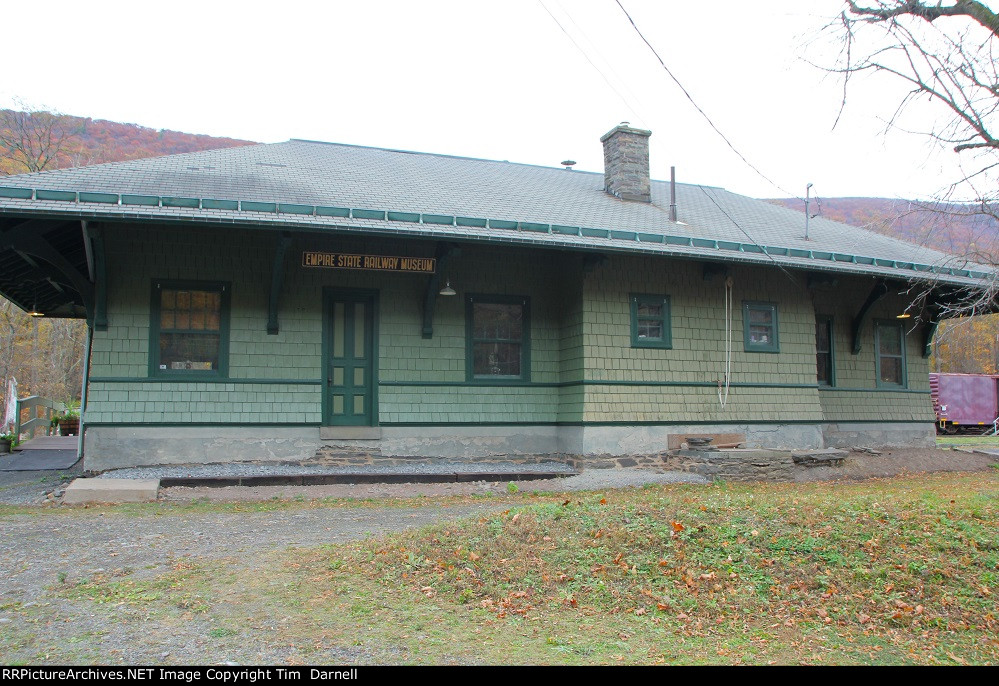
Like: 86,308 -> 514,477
850,280 -> 889,355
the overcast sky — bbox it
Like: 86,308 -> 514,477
0,0 -> 981,202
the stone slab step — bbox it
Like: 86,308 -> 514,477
159,471 -> 576,489
63,478 -> 160,504
791,449 -> 849,465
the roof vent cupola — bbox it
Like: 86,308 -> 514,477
600,122 -> 652,203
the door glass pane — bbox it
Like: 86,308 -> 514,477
333,367 -> 344,386
354,303 -> 366,358
353,395 -> 365,414
354,368 -> 364,386
333,395 -> 344,414
333,303 -> 345,357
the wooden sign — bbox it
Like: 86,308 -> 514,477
302,252 -> 436,273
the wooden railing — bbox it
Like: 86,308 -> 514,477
14,396 -> 65,440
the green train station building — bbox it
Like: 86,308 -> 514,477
0,124 -> 986,470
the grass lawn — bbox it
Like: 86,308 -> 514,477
937,435 -> 999,448
8,471 -> 999,665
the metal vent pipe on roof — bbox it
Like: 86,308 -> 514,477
670,166 -> 677,222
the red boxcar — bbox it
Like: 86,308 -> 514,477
930,373 -> 999,434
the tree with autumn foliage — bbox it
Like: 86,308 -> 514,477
0,105 -> 254,433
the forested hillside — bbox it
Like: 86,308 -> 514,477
766,197 -> 999,258
1,109 -> 253,426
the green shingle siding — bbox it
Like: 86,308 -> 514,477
85,226 -> 933,428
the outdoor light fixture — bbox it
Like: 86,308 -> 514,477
896,312 -> 912,319
439,280 -> 456,296
27,306 -> 44,317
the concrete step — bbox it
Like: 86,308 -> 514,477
63,478 -> 160,504
159,471 -> 575,488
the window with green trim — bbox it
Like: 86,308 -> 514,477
815,315 -> 834,386
875,320 -> 906,387
466,294 -> 530,381
149,280 -> 230,378
630,294 -> 672,348
743,302 -> 779,353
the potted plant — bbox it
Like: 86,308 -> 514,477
0,431 -> 16,454
58,400 -> 81,436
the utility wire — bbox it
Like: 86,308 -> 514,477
697,184 -> 802,286
615,0 -> 802,203
538,0 -> 646,125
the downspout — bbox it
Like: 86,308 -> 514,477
77,324 -> 92,462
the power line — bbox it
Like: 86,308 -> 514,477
537,0 -> 646,125
615,0 -> 802,202
697,184 -> 802,286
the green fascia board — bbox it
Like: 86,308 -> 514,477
316,206 -> 350,217
834,253 -> 855,262
79,192 -> 119,204
387,211 -> 421,223
0,186 -> 33,199
764,246 -> 787,256
241,201 -> 277,213
520,222 -> 549,233
665,235 -> 691,246
456,216 -> 487,228
637,232 -> 663,243
351,208 -> 385,220
162,196 -> 200,208
122,194 -> 161,206
691,238 -> 717,248
36,189 -> 77,201
422,214 -> 455,226
789,248 -> 811,258
580,227 -> 608,238
489,219 -> 518,230
279,203 -> 314,215
202,198 -> 239,210
717,240 -> 741,251
552,225 -> 580,235
741,244 -> 764,254
610,230 -> 637,240
812,251 -> 833,260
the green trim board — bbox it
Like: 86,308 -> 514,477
148,279 -> 231,380
82,418 -> 933,428
630,293 -> 672,349
89,377 -> 323,385
86,377 -> 929,393
465,293 -> 532,383
743,301 -> 779,353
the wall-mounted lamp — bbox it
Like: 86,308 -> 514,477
896,312 -> 912,319
439,280 -> 456,296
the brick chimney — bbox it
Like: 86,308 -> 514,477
600,122 -> 652,202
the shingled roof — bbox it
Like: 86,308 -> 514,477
0,139 -> 989,286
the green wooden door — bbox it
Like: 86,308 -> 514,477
323,291 -> 377,426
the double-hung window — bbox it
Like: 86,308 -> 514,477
875,320 -> 906,387
150,280 -> 229,378
466,295 -> 530,381
743,302 -> 779,353
630,294 -> 672,349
